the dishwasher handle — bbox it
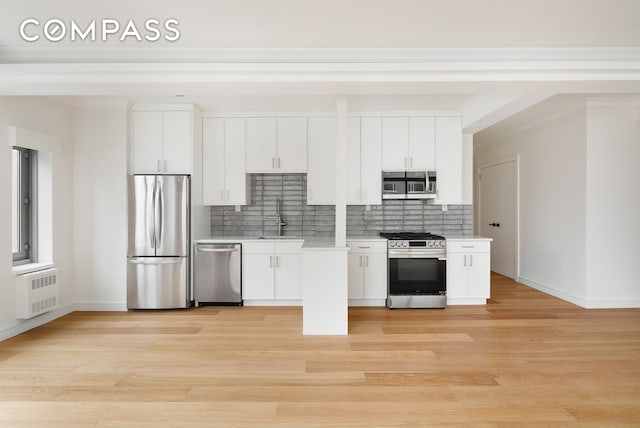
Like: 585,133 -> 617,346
196,246 -> 240,253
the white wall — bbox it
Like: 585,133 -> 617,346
72,107 -> 128,309
585,103 -> 640,307
475,108 -> 588,305
0,97 -> 75,337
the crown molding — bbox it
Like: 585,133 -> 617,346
2,47 -> 640,64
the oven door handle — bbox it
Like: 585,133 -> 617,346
388,250 -> 446,259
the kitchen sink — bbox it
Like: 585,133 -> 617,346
257,235 -> 300,240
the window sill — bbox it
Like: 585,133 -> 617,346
12,262 -> 55,276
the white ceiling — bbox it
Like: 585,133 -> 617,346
1,0 -> 639,142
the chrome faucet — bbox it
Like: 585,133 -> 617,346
268,198 -> 286,236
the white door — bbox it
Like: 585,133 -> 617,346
408,117 -> 435,171
224,118 -> 247,205
307,117 -> 336,204
360,117 -> 382,204
246,118 -> 277,172
346,118 -> 362,204
131,111 -> 163,174
162,111 -> 192,174
381,117 -> 408,170
202,118 -> 226,205
276,117 -> 307,172
242,253 -> 275,299
479,160 -> 517,278
274,252 -> 303,299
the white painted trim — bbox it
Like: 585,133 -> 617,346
73,302 -> 128,311
242,300 -> 302,307
202,111 -> 461,118
3,47 -> 640,64
585,97 -> 640,107
348,299 -> 386,307
0,303 -> 74,342
447,298 -> 487,305
518,276 -> 587,308
477,155 -> 520,279
130,104 -> 195,111
8,125 -> 62,153
12,262 -> 56,276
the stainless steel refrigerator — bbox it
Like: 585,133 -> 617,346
127,175 -> 190,309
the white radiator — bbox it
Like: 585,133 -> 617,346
16,268 -> 59,319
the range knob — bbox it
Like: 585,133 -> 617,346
402,241 -> 409,248
427,241 -> 434,247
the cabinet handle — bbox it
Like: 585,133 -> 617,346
272,158 -> 275,169
359,255 -> 362,267
464,255 -> 467,267
226,190 -> 229,201
410,157 -> 413,168
462,245 -> 474,249
277,157 -> 281,168
269,256 -> 273,268
163,160 -> 168,172
470,255 -> 473,267
358,246 -> 370,249
366,255 -> 369,267
157,160 -> 161,172
404,157 -> 408,168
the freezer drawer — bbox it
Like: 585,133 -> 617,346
194,243 -> 242,305
127,256 -> 189,309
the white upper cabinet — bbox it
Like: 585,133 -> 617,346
245,117 -> 307,173
307,117 -> 336,205
381,117 -> 409,170
408,117 -> 436,171
381,116 -> 437,171
435,116 -> 462,204
202,118 -> 249,206
130,108 -> 192,174
348,117 -> 382,205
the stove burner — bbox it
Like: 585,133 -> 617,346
379,232 -> 445,240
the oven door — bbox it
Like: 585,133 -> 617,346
388,251 -> 446,295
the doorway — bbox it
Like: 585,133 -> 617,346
478,157 -> 518,279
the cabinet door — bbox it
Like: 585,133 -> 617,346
466,253 -> 491,299
446,253 -> 468,299
202,118 -> 226,205
246,118 -> 277,172
363,252 -> 387,299
162,111 -> 192,174
346,118 -> 362,204
381,117 -> 408,170
408,117 -> 435,171
360,117 -> 382,204
307,117 -> 336,205
435,117 -> 462,204
276,118 -> 307,172
348,253 -> 365,298
131,111 -> 163,174
274,252 -> 303,299
242,253 -> 275,299
224,118 -> 248,205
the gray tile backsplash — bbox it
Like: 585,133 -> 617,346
210,174 -> 472,236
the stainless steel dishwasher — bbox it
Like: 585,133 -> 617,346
193,243 -> 242,306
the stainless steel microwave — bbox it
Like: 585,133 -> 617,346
382,171 -> 436,199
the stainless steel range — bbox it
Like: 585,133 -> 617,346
380,232 -> 447,309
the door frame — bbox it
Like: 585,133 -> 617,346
476,154 -> 520,279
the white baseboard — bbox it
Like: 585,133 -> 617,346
447,298 -> 487,305
0,303 -> 74,342
242,300 -> 302,307
348,299 -> 386,307
73,302 -> 128,311
583,299 -> 640,309
517,276 -> 588,307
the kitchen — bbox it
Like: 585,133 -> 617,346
1,1 -> 640,425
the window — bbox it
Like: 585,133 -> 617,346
12,146 -> 36,265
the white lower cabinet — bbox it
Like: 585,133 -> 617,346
242,241 -> 303,304
347,241 -> 387,305
446,240 -> 491,304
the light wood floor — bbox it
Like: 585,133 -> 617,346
1,274 -> 639,427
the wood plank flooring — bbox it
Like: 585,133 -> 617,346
1,273 -> 639,426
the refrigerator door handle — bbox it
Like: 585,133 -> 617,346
155,179 -> 164,248
148,179 -> 157,249
129,257 -> 182,265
